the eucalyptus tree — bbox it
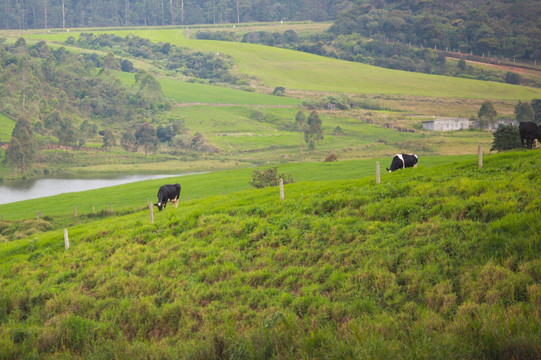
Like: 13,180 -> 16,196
4,117 -> 35,173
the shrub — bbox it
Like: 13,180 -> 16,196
249,167 -> 295,189
491,125 -> 521,151
272,87 -> 285,96
324,153 -> 338,162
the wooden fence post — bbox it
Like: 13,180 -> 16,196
149,201 -> 154,224
376,162 -> 381,184
110,202 -> 113,215
64,229 -> 70,250
279,178 -> 284,200
478,145 -> 483,169
73,205 -> 77,217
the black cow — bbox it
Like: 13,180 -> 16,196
154,183 -> 181,211
519,121 -> 541,149
386,154 -> 418,173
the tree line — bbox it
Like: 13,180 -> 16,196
1,0 -> 348,30
330,0 -> 540,63
196,28 -> 534,86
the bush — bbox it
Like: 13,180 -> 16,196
324,153 -> 338,162
491,125 -> 521,152
249,167 -> 295,189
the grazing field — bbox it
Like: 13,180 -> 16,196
0,150 -> 540,359
115,71 -> 302,106
9,26 -> 541,101
0,154 -> 475,223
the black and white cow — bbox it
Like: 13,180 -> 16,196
519,121 -> 541,149
386,154 -> 418,173
154,183 -> 181,211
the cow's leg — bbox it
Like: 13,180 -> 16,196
173,197 -> 179,208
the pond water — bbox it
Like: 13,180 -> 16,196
0,174 -> 188,205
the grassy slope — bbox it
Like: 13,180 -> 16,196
0,112 -> 14,142
0,154 -> 475,222
0,150 -> 540,359
16,27 -> 541,100
115,71 -> 302,106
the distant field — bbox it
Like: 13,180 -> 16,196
0,112 -> 14,143
115,71 -> 301,106
12,27 -> 541,101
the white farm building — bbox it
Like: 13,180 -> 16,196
422,118 -> 470,131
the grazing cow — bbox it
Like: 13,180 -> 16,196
386,154 -> 418,173
519,121 -> 541,149
154,183 -> 181,211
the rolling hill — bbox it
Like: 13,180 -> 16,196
0,150 -> 540,359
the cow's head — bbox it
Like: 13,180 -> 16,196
154,202 -> 164,211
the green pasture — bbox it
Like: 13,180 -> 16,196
168,105 -> 492,159
115,71 -> 301,106
11,27 -> 541,101
0,154 -> 477,222
0,150 -> 539,359
0,112 -> 14,143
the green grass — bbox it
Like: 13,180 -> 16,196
13,27 -> 541,101
115,71 -> 301,106
0,154 -> 476,223
0,150 -> 540,359
0,112 -> 14,143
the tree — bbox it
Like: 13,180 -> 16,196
102,52 -> 120,70
304,110 -> 324,150
515,101 -> 534,123
4,118 -> 35,173
249,167 -> 295,189
478,101 -> 497,129
121,59 -> 134,72
272,86 -> 285,96
102,128 -> 116,150
295,110 -> 306,158
530,99 -> 541,123
121,130 -> 137,152
505,72 -> 521,85
56,117 -> 78,146
135,122 -> 158,157
490,125 -> 521,152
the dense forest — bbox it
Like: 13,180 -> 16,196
329,0 -> 541,62
0,0 -> 349,29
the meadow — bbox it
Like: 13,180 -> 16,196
0,154 -> 475,224
8,25 -> 541,101
0,150 -> 539,359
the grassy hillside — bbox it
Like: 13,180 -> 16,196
0,112 -> 14,143
0,154 -> 475,223
13,27 -> 541,101
0,150 -> 540,359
